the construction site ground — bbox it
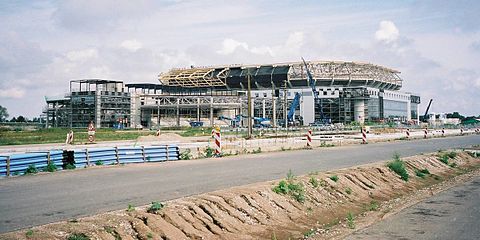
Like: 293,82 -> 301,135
1,149 -> 479,239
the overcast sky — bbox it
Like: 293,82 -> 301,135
1,0 -> 479,118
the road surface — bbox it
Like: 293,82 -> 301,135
347,176 -> 480,240
0,135 -> 479,233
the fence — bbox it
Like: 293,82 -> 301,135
0,145 -> 179,177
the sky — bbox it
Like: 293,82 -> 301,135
0,0 -> 479,118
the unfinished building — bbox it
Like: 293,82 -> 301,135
45,60 -> 420,128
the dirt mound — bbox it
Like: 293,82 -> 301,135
2,151 -> 479,240
137,133 -> 186,142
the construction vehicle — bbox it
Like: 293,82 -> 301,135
420,99 -> 433,123
189,121 -> 204,127
218,115 -> 242,127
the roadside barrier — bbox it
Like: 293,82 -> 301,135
362,128 -> 367,144
0,145 -> 179,177
306,129 -> 312,147
214,128 -> 221,155
406,128 -> 410,139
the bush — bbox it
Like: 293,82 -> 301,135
68,233 -> 90,240
45,162 -> 57,172
95,161 -> 104,166
345,187 -> 352,195
286,169 -> 295,181
252,147 -> 262,154
387,156 -> 409,181
272,174 -> 306,203
272,180 -> 289,194
204,147 -> 214,158
415,168 -> 430,178
438,154 -> 449,165
329,175 -> 339,182
65,163 -> 76,170
24,164 -> 38,175
447,151 -> 457,159
147,201 -> 164,214
179,149 -> 192,160
25,229 -> 34,238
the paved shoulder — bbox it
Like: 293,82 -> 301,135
347,176 -> 480,240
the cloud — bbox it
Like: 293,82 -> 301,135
120,40 -> 143,52
0,87 -> 25,99
66,48 -> 98,62
216,39 -> 249,55
375,20 -> 399,43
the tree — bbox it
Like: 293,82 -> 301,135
16,116 -> 26,122
0,105 -> 8,122
10,117 -> 16,122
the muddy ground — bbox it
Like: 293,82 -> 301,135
2,151 -> 479,240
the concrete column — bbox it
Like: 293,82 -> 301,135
407,99 -> 411,121
262,98 -> 266,118
176,98 -> 180,127
354,99 -> 365,124
197,97 -> 200,121
210,96 -> 214,126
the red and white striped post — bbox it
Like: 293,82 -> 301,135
306,129 -> 312,147
362,127 -> 367,144
406,128 -> 410,139
214,126 -> 221,156
460,128 -> 464,135
424,127 -> 428,139
441,128 -> 445,137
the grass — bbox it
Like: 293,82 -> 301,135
147,232 -> 153,239
365,200 -> 379,211
438,151 -> 458,165
179,127 -> 212,137
25,229 -> 34,238
0,128 -> 155,146
68,233 -> 90,240
252,147 -> 262,154
329,175 -> 339,182
127,204 -> 135,212
24,164 -> 38,175
147,201 -> 164,214
415,168 -> 431,178
303,229 -> 316,238
309,177 -> 319,188
272,171 -> 306,203
204,146 -> 215,158
45,162 -> 57,172
345,187 -> 352,195
320,141 -> 335,147
95,161 -> 104,166
387,153 -> 409,181
104,226 -> 121,240
65,163 -> 76,170
179,149 -> 192,160
346,212 -> 355,229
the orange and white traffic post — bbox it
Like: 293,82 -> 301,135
424,127 -> 428,139
65,130 -> 74,145
406,128 -> 410,139
362,127 -> 367,144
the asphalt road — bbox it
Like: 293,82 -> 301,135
0,135 -> 479,233
347,175 -> 480,240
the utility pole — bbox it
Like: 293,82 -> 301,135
272,81 -> 276,128
284,80 -> 288,128
247,68 -> 253,138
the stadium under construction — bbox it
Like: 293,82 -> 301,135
44,60 -> 420,129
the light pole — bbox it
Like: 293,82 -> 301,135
247,68 -> 253,139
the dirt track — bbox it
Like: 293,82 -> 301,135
2,151 -> 479,240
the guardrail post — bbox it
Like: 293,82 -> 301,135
141,146 -> 146,162
166,145 -> 169,161
6,156 -> 10,177
85,149 -> 90,166
47,151 -> 51,164
115,147 -> 120,164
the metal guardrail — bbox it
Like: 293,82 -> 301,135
0,145 -> 179,177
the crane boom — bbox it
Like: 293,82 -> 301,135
423,99 -> 433,120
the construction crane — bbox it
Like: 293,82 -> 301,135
287,92 -> 301,124
420,99 -> 433,122
302,57 -> 330,124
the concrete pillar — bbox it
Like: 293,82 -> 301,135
262,98 -> 266,118
176,98 -> 180,127
197,97 -> 200,121
210,96 -> 214,126
354,99 -> 365,124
